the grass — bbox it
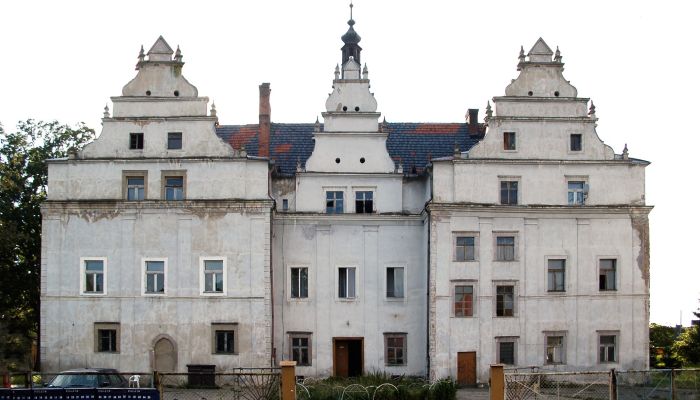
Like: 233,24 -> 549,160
297,372 -> 456,400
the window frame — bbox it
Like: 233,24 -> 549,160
569,133 -> 583,152
385,266 -> 405,300
499,177 -> 520,205
546,258 -> 566,293
503,131 -> 517,151
94,322 -> 120,353
122,171 -> 148,201
337,266 -> 357,300
288,332 -> 312,366
200,257 -> 227,296
598,331 -> 619,364
211,323 -> 238,355
494,233 -> 518,262
384,333 -> 407,366
142,257 -> 167,296
544,331 -> 567,365
129,132 -> 144,150
598,257 -> 618,292
494,282 -> 517,317
454,233 -> 478,262
167,132 -> 183,150
161,170 -> 186,201
353,188 -> 375,214
80,257 -> 107,296
289,266 -> 310,300
453,283 -> 475,318
325,190 -> 345,214
496,337 -> 518,365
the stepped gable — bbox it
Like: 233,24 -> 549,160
216,122 -> 485,176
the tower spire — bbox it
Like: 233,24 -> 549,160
341,2 -> 362,66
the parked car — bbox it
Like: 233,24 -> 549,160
46,368 -> 127,388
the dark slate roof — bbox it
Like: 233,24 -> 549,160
216,122 -> 485,176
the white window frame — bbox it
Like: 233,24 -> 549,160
352,186 -> 376,214
323,186 -> 346,214
142,257 -> 168,296
454,232 -> 479,262
598,256 -> 619,292
494,232 -> 519,262
288,265 -> 310,301
545,256 -> 567,293
80,257 -> 107,296
544,331 -> 567,365
337,266 -> 358,300
494,280 -> 517,317
496,336 -> 518,365
598,331 -> 619,364
385,265 -> 406,301
200,257 -> 227,296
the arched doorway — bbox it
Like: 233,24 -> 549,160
153,336 -> 177,372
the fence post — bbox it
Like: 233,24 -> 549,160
671,369 -> 676,400
490,364 -> 505,400
280,361 -> 297,400
2,371 -> 9,388
153,371 -> 161,397
609,369 -> 617,400
25,371 -> 31,388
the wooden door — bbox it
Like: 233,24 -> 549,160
457,352 -> 476,386
154,338 -> 176,372
334,340 -> 349,377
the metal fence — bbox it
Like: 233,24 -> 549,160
5,372 -> 154,389
505,369 -> 700,400
156,368 -> 281,400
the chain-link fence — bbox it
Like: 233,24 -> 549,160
157,369 -> 280,400
505,371 -> 611,400
616,370 -> 672,400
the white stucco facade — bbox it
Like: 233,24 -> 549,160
41,31 -> 650,382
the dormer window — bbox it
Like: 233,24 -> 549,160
168,132 -> 182,150
503,132 -> 516,151
130,133 -> 144,150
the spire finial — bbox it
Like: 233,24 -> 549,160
349,1 -> 353,20
314,116 -> 321,132
519,45 -> 525,62
362,63 -> 368,79
334,64 -> 340,80
103,104 -> 110,118
622,144 -> 629,160
174,45 -> 182,62
485,101 -> 493,122
554,46 -> 562,62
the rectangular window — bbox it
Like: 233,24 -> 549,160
202,259 -> 225,294
386,267 -> 404,298
126,176 -> 145,201
338,267 -> 356,299
599,259 -> 617,291
570,134 -> 582,151
500,181 -> 518,205
282,199 -> 289,211
94,323 -> 119,353
144,260 -> 165,294
496,285 -> 514,317
291,267 -> 309,299
326,191 -> 344,214
384,333 -> 407,366
455,236 -> 476,262
599,334 -> 617,363
496,236 -> 516,261
129,133 -> 144,150
454,285 -> 474,317
546,335 -> 565,364
290,334 -> 312,366
568,181 -> 586,205
547,259 -> 565,292
168,132 -> 182,150
164,176 -> 184,200
504,132 -> 516,150
83,259 -> 104,294
355,191 -> 374,213
212,323 -> 237,354
498,340 -> 516,365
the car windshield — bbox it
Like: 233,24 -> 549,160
49,373 -> 123,388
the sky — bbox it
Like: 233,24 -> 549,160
1,0 -> 697,326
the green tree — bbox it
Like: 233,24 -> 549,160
672,300 -> 700,366
0,120 -> 95,370
649,323 -> 681,368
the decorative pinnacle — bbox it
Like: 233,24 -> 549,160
622,144 -> 629,160
174,45 -> 182,62
554,46 -> 562,62
454,142 -> 461,156
518,45 -> 525,62
362,63 -> 368,79
349,1 -> 353,20
314,116 -> 321,132
588,100 -> 596,116
334,64 -> 340,80
296,157 -> 303,172
485,101 -> 493,122
138,45 -> 145,61
103,104 -> 110,118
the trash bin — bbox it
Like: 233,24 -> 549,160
186,365 -> 215,388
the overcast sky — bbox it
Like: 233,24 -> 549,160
1,0 -> 697,326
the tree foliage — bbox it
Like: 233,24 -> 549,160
0,120 -> 95,370
649,323 -> 681,368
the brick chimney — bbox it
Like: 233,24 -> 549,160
467,108 -> 480,136
259,83 -> 271,158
